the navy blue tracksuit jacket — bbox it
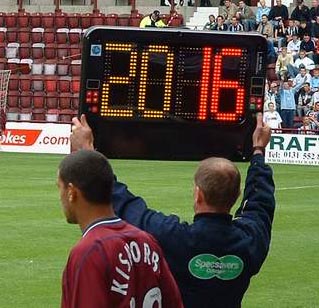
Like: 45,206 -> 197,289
112,154 -> 275,308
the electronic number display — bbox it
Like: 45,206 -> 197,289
80,27 -> 267,160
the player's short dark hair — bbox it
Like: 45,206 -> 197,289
194,157 -> 241,210
59,150 -> 114,205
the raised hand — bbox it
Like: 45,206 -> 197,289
70,114 -> 94,152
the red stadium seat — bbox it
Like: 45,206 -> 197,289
59,92 -> 72,109
57,43 -> 69,60
68,13 -> 80,28
43,29 -> 55,44
46,108 -> 59,122
17,12 -> 29,28
6,28 -> 18,43
32,108 -> 46,121
168,14 -> 184,27
5,13 -> 17,28
69,28 -> 82,44
72,93 -> 79,110
0,42 -> 6,58
59,108 -> 74,122
31,27 -> 44,44
42,13 -> 55,29
81,13 -> 92,29
19,43 -> 31,59
20,91 -> 33,108
69,44 -> 81,60
30,13 -> 42,28
45,75 -> 58,92
8,90 -> 20,108
92,13 -> 106,26
56,28 -> 69,44
70,60 -> 81,76
55,12 -> 68,28
129,14 -> 143,27
0,58 -> 7,70
32,43 -> 45,59
18,28 -> 31,44
20,58 -> 32,74
19,75 -> 32,91
118,14 -> 130,26
9,74 -> 19,91
45,91 -> 58,109
44,43 -> 56,59
32,75 -> 44,91
71,76 -> 80,93
58,76 -> 71,92
0,12 -> 5,27
57,59 -> 70,76
0,27 -> 6,42
7,58 -> 20,72
33,91 -> 45,109
105,14 -> 117,26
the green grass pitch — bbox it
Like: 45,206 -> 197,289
0,152 -> 318,307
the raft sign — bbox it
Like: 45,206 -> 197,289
265,133 -> 319,165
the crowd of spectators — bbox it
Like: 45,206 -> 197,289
202,0 -> 319,133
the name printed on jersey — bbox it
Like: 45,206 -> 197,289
111,240 -> 160,296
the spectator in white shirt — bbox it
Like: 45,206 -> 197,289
287,49 -> 315,77
292,66 -> 312,92
287,34 -> 301,58
263,102 -> 282,128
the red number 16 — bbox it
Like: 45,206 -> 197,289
199,47 -> 245,121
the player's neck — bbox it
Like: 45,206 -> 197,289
78,204 -> 116,232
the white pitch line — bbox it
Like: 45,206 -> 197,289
277,185 -> 319,191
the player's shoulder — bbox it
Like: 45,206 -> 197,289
69,235 -> 96,260
124,222 -> 160,247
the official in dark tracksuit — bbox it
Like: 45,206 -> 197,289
70,114 -> 275,308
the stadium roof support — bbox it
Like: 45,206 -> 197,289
18,0 -> 24,13
55,0 -> 61,13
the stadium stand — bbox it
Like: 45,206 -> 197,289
4,0 -> 318,133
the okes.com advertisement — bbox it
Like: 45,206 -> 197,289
0,122 -> 71,154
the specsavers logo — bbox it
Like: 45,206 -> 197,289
0,129 -> 42,146
188,254 -> 244,280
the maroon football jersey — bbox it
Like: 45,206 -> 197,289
61,217 -> 183,308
